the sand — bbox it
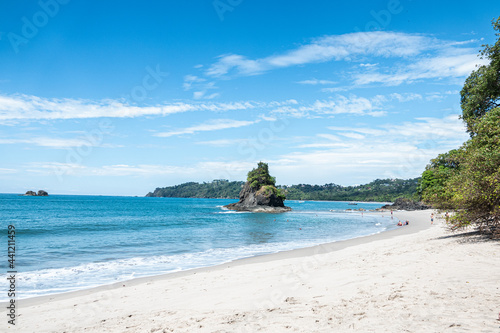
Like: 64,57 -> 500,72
3,209 -> 500,332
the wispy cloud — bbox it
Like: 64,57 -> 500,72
327,114 -> 468,141
266,115 -> 470,183
0,137 -> 120,148
195,138 -> 250,147
353,53 -> 488,86
272,95 -> 388,118
0,168 -> 17,174
296,79 -> 337,85
26,161 -> 256,180
206,31 -> 430,77
154,118 -> 259,137
0,94 -> 289,122
200,31 -> 485,91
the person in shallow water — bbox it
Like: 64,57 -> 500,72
397,221 -> 403,226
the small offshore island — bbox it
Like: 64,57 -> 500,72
224,162 -> 291,213
23,190 -> 49,196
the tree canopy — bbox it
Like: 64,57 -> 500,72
445,108 -> 500,234
460,17 -> 500,135
421,17 -> 500,237
247,162 -> 276,189
146,177 -> 419,202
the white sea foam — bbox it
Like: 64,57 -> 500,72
7,231 -> 384,301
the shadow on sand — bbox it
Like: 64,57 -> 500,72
436,229 -> 500,244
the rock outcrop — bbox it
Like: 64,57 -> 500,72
23,190 -> 49,196
224,162 -> 291,213
225,182 -> 291,213
381,197 -> 430,211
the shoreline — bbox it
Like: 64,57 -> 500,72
10,210 -> 425,308
7,211 -> 425,308
7,209 -> 500,331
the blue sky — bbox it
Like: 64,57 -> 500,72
0,1 -> 499,195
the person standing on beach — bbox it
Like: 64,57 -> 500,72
431,213 -> 434,224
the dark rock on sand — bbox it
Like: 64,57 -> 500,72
381,197 -> 430,211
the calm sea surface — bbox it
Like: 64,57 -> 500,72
0,194 -> 394,300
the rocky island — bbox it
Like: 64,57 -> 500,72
24,190 -> 49,196
224,162 -> 291,213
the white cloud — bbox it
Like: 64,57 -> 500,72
328,114 -> 468,142
154,119 -> 259,137
297,79 -> 337,85
25,161 -> 256,181
201,31 -> 486,91
183,75 -> 205,90
339,132 -> 365,139
266,115 -> 469,184
273,95 -> 388,118
0,137 -> 120,148
0,94 -> 286,122
353,53 -> 488,86
295,142 -> 349,149
0,168 -> 17,174
206,31 -> 431,77
196,139 -> 249,147
360,63 -> 378,68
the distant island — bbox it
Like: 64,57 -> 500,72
23,190 -> 49,196
224,162 -> 291,213
146,177 -> 419,202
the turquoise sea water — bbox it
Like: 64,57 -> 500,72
0,194 -> 394,301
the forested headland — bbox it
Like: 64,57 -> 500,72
146,177 -> 419,202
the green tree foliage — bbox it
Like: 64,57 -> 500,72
444,108 -> 500,234
421,18 -> 500,237
146,177 -> 419,202
146,180 -> 244,198
418,150 -> 462,209
460,17 -> 500,134
247,162 -> 286,200
247,162 -> 276,189
283,178 -> 419,202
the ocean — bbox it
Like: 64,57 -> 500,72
0,194 -> 395,301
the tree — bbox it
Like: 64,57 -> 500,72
421,17 -> 500,238
460,17 -> 500,135
247,162 -> 286,200
445,108 -> 500,236
418,150 -> 462,209
247,162 -> 276,189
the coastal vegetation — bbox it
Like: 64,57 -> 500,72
247,162 -> 286,201
223,162 -> 290,212
419,17 -> 500,237
146,177 -> 419,202
146,179 -> 243,198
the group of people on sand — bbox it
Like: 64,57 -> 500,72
397,220 -> 409,226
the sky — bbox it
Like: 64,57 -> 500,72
0,0 -> 499,196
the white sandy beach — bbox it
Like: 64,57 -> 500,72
4,209 -> 500,332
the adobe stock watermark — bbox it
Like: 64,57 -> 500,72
123,65 -> 169,103
53,120 -> 115,182
353,0 -> 403,40
213,0 -> 243,21
1,0 -> 70,54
